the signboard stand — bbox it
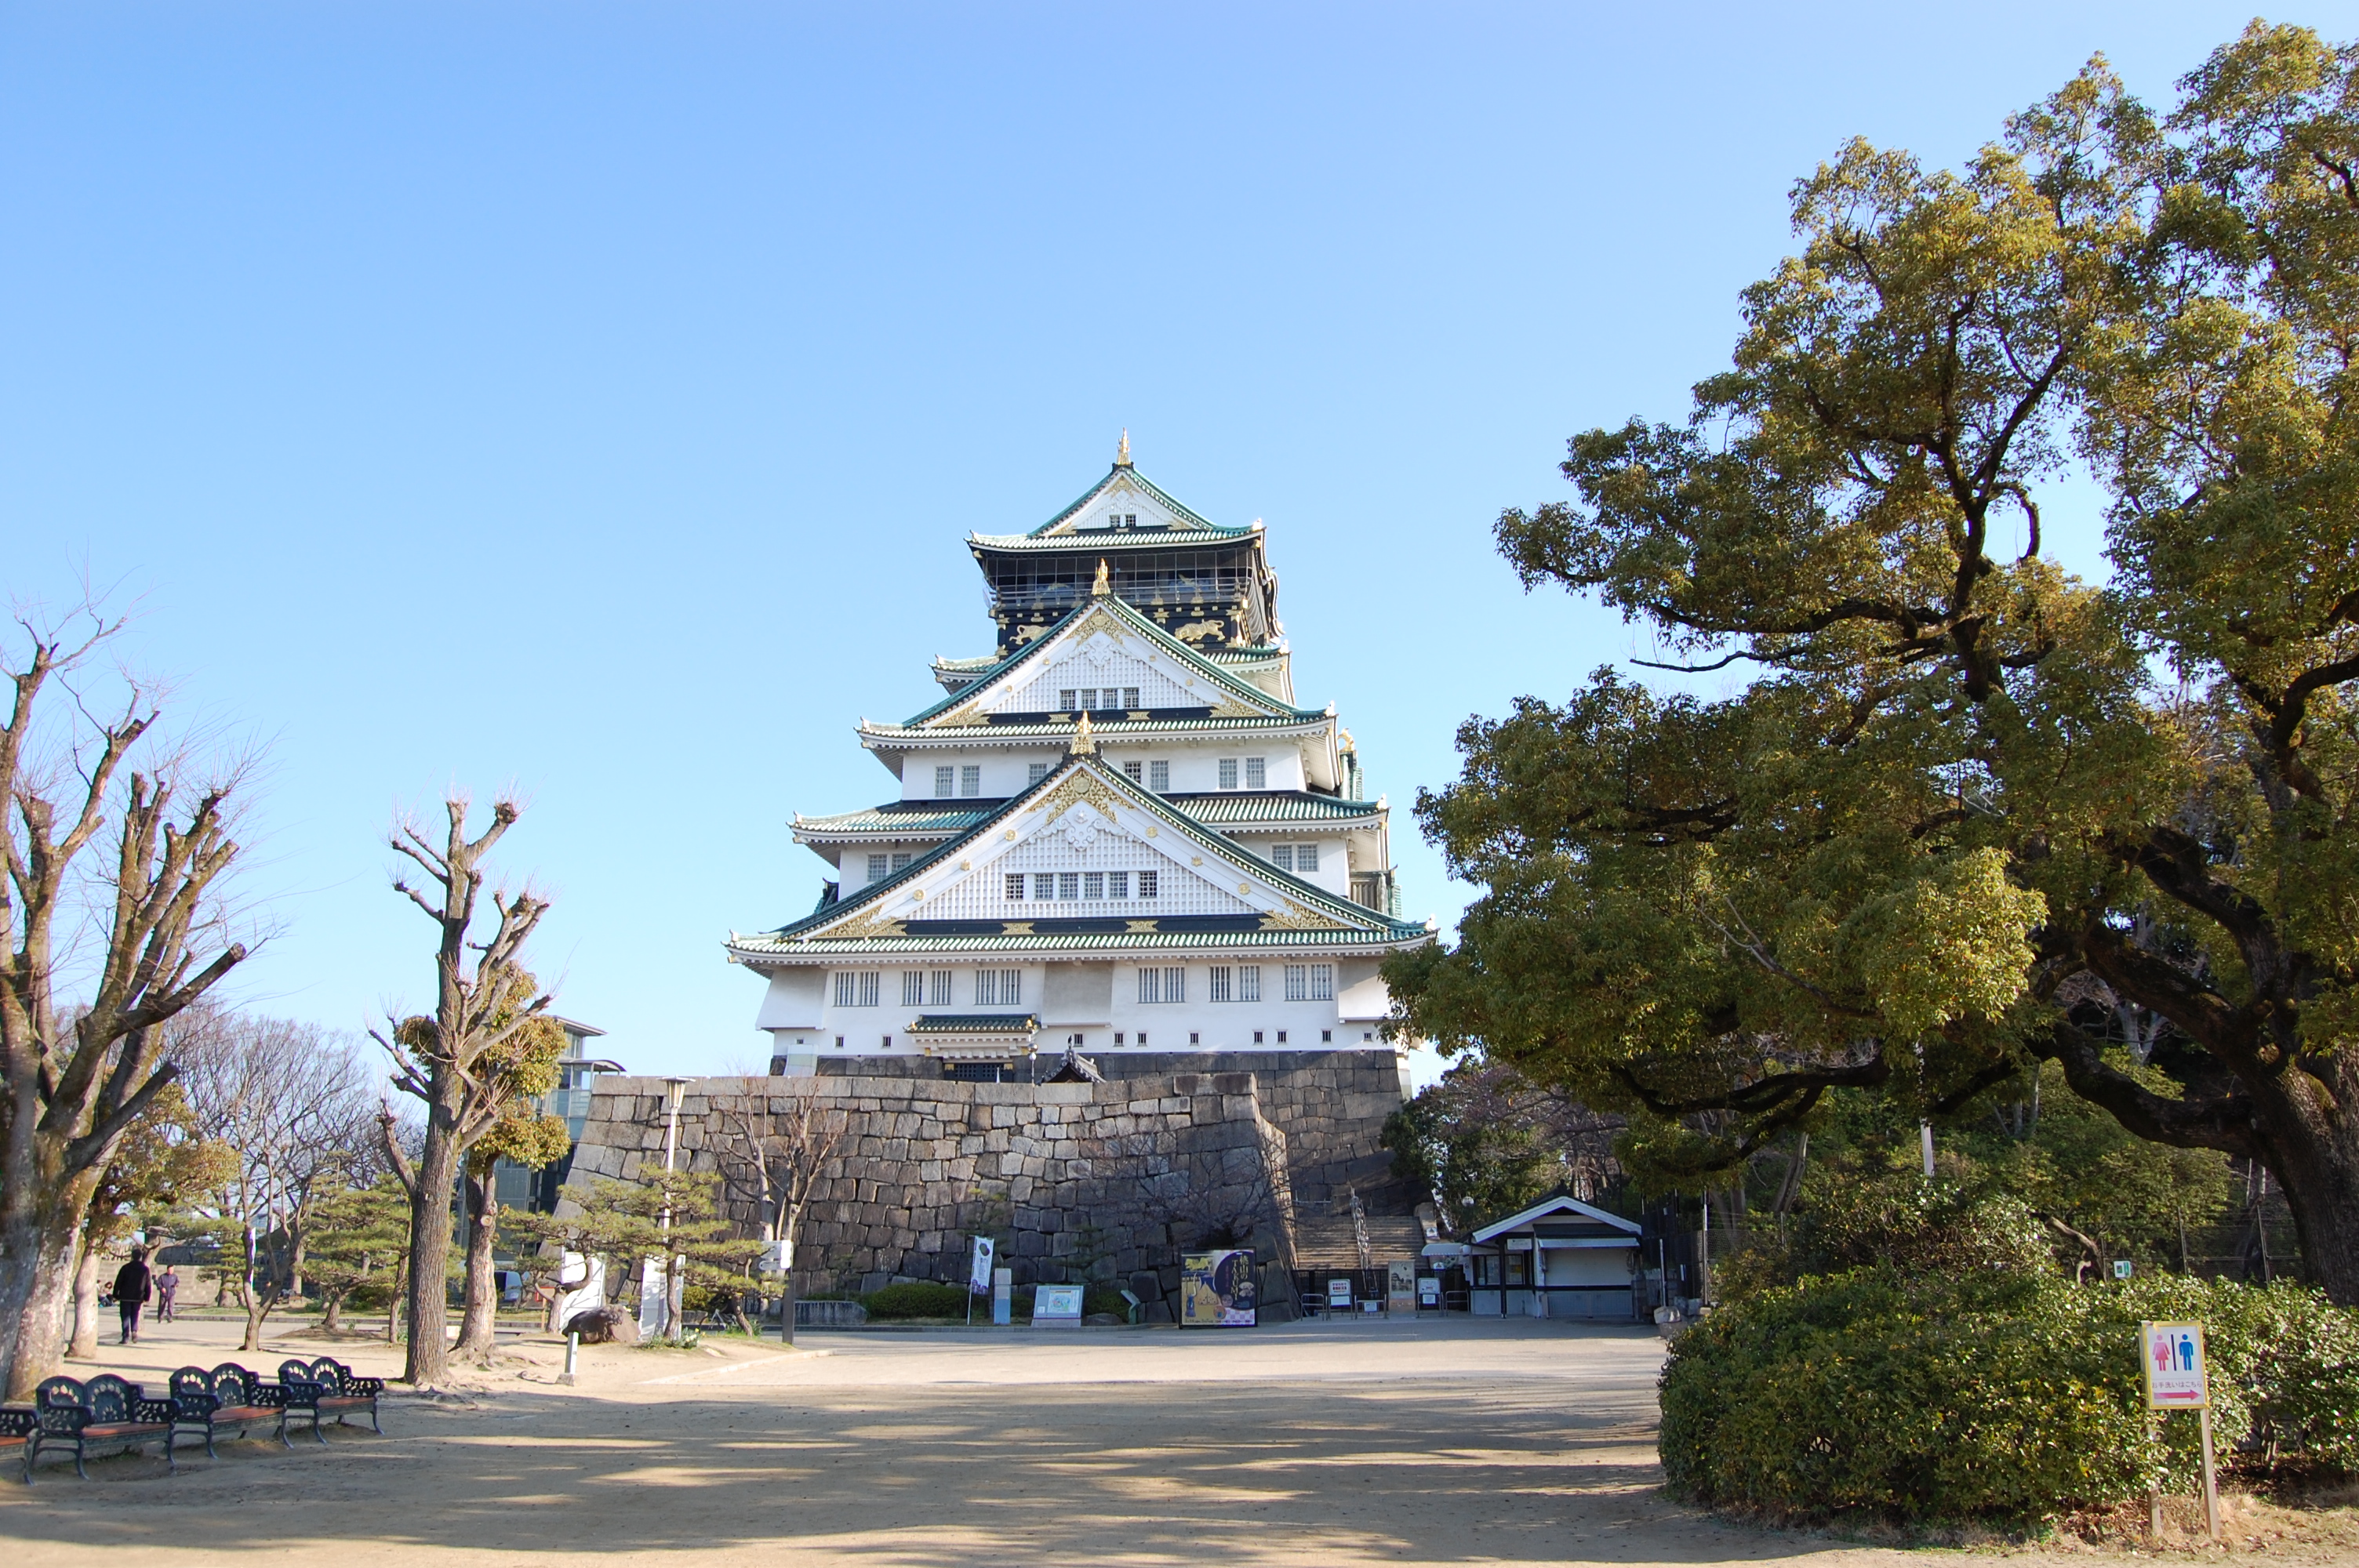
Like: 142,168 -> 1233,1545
2139,1321 -> 2220,1544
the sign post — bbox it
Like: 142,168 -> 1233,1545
2140,1321 -> 2219,1543
966,1236 -> 994,1327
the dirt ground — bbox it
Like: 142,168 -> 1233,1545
2,1311 -> 2352,1566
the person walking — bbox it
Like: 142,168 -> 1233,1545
114,1247 -> 154,1345
156,1263 -> 180,1323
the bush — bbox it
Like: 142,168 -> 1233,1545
860,1281 -> 972,1319
1661,1269 -> 2359,1525
1084,1286 -> 1131,1319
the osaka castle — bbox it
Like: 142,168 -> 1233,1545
729,436 -> 1434,1081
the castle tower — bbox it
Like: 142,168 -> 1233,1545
726,445 -> 1430,1123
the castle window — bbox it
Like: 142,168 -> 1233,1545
1238,965 -> 1260,1002
930,970 -> 952,1004
1005,873 -> 1026,901
1124,761 -> 1143,782
891,852 -> 913,872
902,971 -> 926,1007
1083,873 -> 1104,900
1108,871 -> 1130,899
1311,964 -> 1334,1000
1149,760 -> 1170,792
975,967 -> 1021,1006
1218,759 -> 1238,789
1209,965 -> 1232,1003
961,765 -> 981,797
1245,757 -> 1267,789
1138,870 -> 1158,898
934,766 -> 955,798
1271,846 -> 1292,871
1057,873 -> 1080,900
1034,873 -> 1056,899
867,854 -> 889,883
1059,689 -> 1078,711
1285,964 -> 1307,1001
1296,843 -> 1318,873
834,971 -> 880,1007
1136,1030 -> 1147,1046
1029,762 -> 1050,785
1122,687 -> 1140,709
1139,966 -> 1185,1003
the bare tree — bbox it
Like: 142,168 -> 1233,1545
714,1087 -> 849,1341
373,796 -> 550,1388
176,1009 -> 376,1350
0,608 -> 249,1399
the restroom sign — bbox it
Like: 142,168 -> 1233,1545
2142,1321 -> 2208,1408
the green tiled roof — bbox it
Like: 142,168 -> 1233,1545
864,714 -> 1328,743
732,927 -> 1418,957
908,1013 -> 1041,1033
1018,463 -> 1236,537
729,753 -> 1429,957
793,803 -> 997,839
895,593 -> 1325,728
969,525 -> 1252,553
1165,792 -> 1386,824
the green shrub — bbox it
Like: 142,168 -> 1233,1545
1661,1269 -> 2359,1525
1083,1285 -> 1131,1319
860,1281 -> 972,1319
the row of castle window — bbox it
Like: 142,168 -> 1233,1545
827,962 -> 1332,1008
1269,843 -> 1319,872
867,851 -> 915,881
834,969 -> 1024,1008
1056,687 -> 1140,712
940,757 -> 1269,798
1005,870 -> 1159,901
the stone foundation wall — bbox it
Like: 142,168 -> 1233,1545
567,1071 -> 1306,1309
804,1047 -> 1411,1213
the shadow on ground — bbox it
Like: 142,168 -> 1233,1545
0,1377 -> 1853,1566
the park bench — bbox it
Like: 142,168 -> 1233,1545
277,1357 -> 382,1443
27,1374 -> 175,1480
169,1363 -> 290,1457
0,1406 -> 33,1481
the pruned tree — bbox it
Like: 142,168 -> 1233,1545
516,1168 -> 758,1341
1389,24 -> 2359,1301
713,1087 -> 849,1340
0,608 -> 249,1399
388,1000 -> 569,1362
373,794 -> 551,1386
176,1010 -> 378,1351
303,1176 -> 412,1334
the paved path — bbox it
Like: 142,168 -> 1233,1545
1,1316 -> 1926,1566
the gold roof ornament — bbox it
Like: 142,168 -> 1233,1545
1092,558 -> 1111,597
1070,710 -> 1098,756
1116,429 -> 1132,467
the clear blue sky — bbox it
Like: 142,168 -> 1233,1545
2,2 -> 2332,1076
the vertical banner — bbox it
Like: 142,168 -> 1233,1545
1180,1250 -> 1257,1327
969,1236 -> 995,1295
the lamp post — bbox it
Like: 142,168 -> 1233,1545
641,1077 -> 691,1339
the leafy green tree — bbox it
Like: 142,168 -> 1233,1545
516,1168 -> 758,1344
1383,1061 -> 1615,1232
442,1004 -> 570,1359
303,1176 -> 412,1334
1387,24 -> 2359,1301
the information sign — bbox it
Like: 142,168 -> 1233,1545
1386,1259 -> 1417,1315
1417,1276 -> 1440,1308
2141,1321 -> 2208,1408
1032,1284 -> 1084,1327
1180,1250 -> 1257,1327
1328,1277 -> 1354,1310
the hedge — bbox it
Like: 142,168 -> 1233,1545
860,1282 -> 973,1319
1659,1269 -> 2359,1524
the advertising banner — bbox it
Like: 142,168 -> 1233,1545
1180,1250 -> 1257,1327
969,1236 -> 995,1295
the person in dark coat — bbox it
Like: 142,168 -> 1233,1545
113,1247 -> 154,1345
156,1263 -> 180,1322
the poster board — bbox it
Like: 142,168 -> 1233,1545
1180,1250 -> 1257,1327
1327,1276 -> 1354,1311
1387,1259 -> 1417,1315
1032,1285 -> 1084,1327
2142,1321 -> 2209,1408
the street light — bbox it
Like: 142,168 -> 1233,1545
644,1077 -> 692,1339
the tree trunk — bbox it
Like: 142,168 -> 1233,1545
0,1171 -> 104,1400
454,1167 -> 500,1359
401,1089 -> 462,1385
241,1284 -> 278,1352
67,1241 -> 101,1359
323,1291 -> 343,1334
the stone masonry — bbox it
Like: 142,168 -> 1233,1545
566,1067 -> 1354,1314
